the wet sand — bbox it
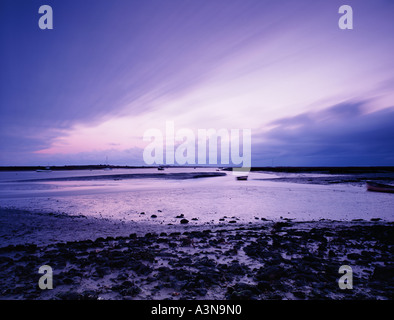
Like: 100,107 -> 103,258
14,171 -> 227,182
0,208 -> 392,300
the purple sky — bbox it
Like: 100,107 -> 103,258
1,0 -> 394,166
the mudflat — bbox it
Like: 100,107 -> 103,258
0,209 -> 392,300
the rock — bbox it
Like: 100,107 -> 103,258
121,285 -> 141,297
151,215 -> 157,218
56,291 -> 80,300
228,220 -> 237,223
255,265 -> 285,281
170,232 -> 181,236
95,266 -> 110,277
113,280 -> 141,297
197,269 -> 222,286
62,277 -> 74,285
361,250 -> 375,259
198,257 -> 216,268
235,283 -> 259,293
328,250 -> 336,258
229,290 -> 254,300
347,253 -> 361,260
178,257 -> 193,265
116,273 -> 129,281
180,238 -> 193,246
195,288 -> 207,296
293,291 -> 306,299
180,219 -> 189,224
371,265 -> 394,281
144,232 -> 157,238
257,281 -> 272,292
228,261 -> 248,275
175,214 -> 185,218
272,222 -> 290,230
80,290 -> 99,300
227,283 -> 259,300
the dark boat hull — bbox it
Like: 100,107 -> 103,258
236,176 -> 248,180
366,182 -> 394,194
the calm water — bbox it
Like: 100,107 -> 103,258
0,168 -> 393,223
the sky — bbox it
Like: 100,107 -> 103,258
0,0 -> 394,166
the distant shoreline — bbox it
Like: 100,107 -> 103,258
0,165 -> 393,174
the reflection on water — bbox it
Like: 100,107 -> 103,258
0,168 -> 393,223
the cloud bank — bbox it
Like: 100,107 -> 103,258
252,102 -> 394,166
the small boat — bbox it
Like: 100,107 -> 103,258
36,166 -> 52,172
236,175 -> 248,181
157,166 -> 165,171
366,181 -> 394,194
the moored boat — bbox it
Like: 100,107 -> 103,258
36,166 -> 52,172
366,181 -> 394,194
236,175 -> 248,181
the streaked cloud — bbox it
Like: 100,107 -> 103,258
1,0 -> 393,165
